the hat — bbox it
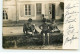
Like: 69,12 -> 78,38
28,18 -> 32,22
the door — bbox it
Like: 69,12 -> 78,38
36,3 -> 42,20
49,4 -> 55,21
52,4 -> 55,21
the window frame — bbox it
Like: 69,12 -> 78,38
25,4 -> 31,16
36,3 -> 42,15
4,0 -> 11,1
3,8 -> 8,20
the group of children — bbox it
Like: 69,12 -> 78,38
23,15 -> 60,45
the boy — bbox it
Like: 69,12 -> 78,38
49,20 -> 60,33
39,18 -> 50,45
23,18 -> 39,35
23,18 -> 35,35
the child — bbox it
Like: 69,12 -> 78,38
49,20 -> 60,33
23,18 -> 35,35
23,18 -> 39,35
39,19 -> 50,45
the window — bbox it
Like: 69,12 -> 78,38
25,4 -> 31,15
3,10 -> 8,20
36,3 -> 42,15
4,0 -> 11,1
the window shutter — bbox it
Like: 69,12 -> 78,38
45,4 -> 49,16
31,4 -> 35,16
20,4 -> 24,17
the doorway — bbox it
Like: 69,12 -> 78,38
52,4 -> 55,21
49,4 -> 55,21
36,3 -> 42,20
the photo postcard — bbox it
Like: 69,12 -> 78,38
2,0 -> 79,50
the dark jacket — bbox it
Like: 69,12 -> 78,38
23,22 -> 35,33
39,23 -> 49,31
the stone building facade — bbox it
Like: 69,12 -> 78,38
3,0 -> 64,21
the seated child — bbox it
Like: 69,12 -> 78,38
39,19 -> 50,45
23,18 -> 38,35
49,20 -> 60,33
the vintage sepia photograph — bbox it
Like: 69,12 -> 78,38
2,0 -> 64,49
